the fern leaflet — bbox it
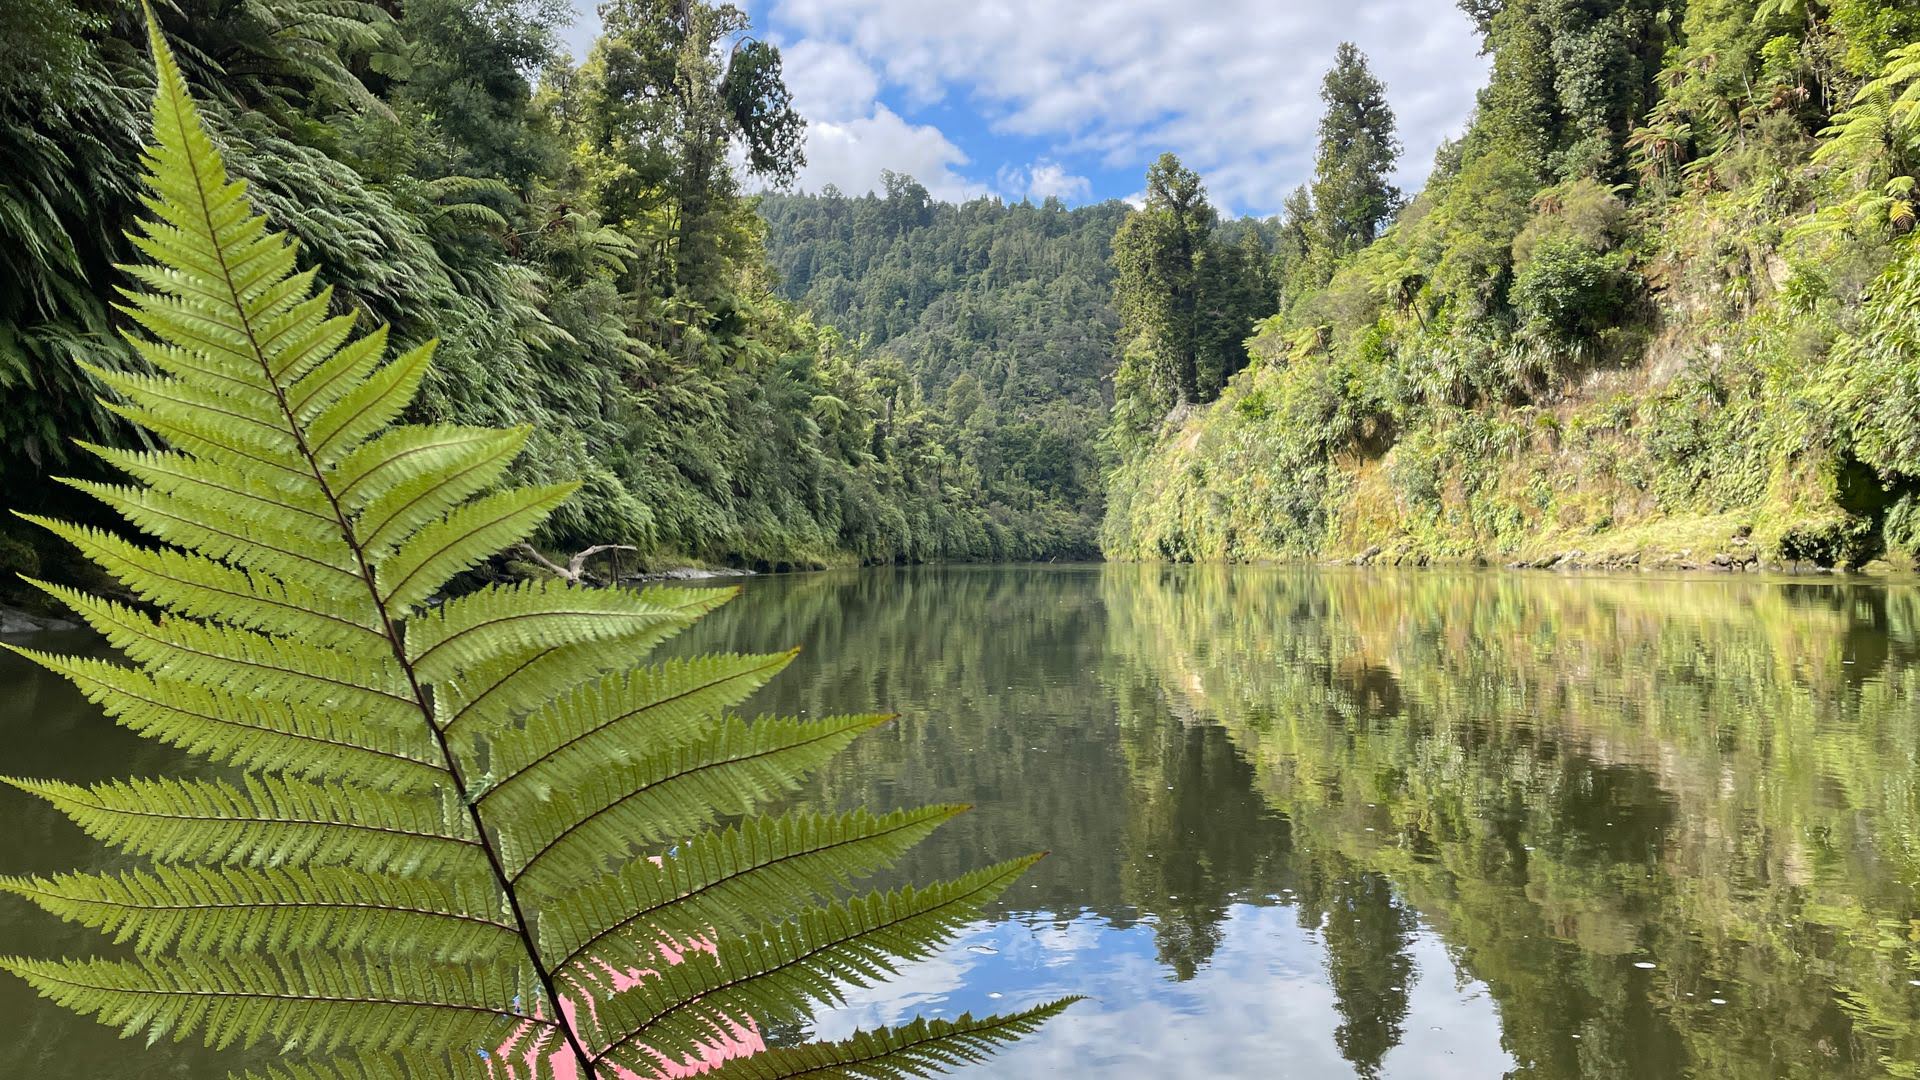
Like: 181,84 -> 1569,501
0,15 -> 1075,1079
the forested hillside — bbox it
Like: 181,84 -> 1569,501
12,0 -> 1920,581
0,0 -> 1060,590
758,184 -> 1128,556
759,181 -> 1282,556
1104,0 -> 1920,571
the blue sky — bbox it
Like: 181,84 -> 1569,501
557,1 -> 1490,218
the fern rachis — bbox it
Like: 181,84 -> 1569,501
0,16 -> 1073,1080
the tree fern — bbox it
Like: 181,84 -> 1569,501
1800,41 -> 1920,238
0,17 -> 1074,1079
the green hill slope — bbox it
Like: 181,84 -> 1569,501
759,183 -> 1131,557
1103,0 -> 1920,572
0,0 -> 1075,588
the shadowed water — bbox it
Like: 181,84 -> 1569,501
3,565 -> 1919,1077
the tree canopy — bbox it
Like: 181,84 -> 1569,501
1311,43 -> 1403,259
0,0 -> 1066,587
1108,155 -> 1276,447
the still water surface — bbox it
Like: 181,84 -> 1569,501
4,565 -> 1920,1077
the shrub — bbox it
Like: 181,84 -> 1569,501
1511,238 -> 1636,343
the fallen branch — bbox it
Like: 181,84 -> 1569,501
514,542 -> 639,585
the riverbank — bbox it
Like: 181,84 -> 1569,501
1323,509 -> 1917,575
0,606 -> 78,635
1100,348 -> 1920,575
0,554 -> 759,637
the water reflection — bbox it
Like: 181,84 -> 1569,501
3,566 -> 1918,1077
688,565 -> 1920,1078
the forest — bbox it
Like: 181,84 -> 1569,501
758,184 -> 1132,557
0,0 -> 1099,600
1102,0 -> 1920,571
5,0 -> 1920,591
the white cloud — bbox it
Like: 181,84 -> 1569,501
995,159 -> 1093,203
555,1 -> 1491,215
553,10 -> 965,201
768,0 -> 1489,215
794,104 -> 985,202
775,38 -> 990,201
780,38 -> 883,121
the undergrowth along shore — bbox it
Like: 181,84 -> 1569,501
1101,6 -> 1920,572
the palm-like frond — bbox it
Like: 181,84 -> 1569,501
0,17 -> 1069,1079
1803,41 -> 1920,238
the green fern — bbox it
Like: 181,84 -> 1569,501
1800,42 -> 1920,238
0,16 -> 1074,1079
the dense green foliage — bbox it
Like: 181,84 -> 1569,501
1113,156 -> 1217,420
0,27 -> 1068,1076
1104,0 -> 1920,569
1308,43 -> 1403,262
760,180 -> 1131,556
12,0 -> 1920,582
1106,155 -> 1277,445
0,0 -> 1057,583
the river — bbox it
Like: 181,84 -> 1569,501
3,565 -> 1918,1078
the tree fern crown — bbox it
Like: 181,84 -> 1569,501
0,14 -> 1075,1079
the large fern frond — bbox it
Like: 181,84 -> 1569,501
703,1001 -> 1081,1079
0,16 -> 1069,1080
582,858 -> 1043,1071
1803,41 -> 1920,238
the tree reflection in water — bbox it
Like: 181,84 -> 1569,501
690,565 -> 1920,1078
4,565 -> 1918,1078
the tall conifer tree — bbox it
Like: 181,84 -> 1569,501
1112,154 -> 1218,425
1310,43 -> 1403,259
